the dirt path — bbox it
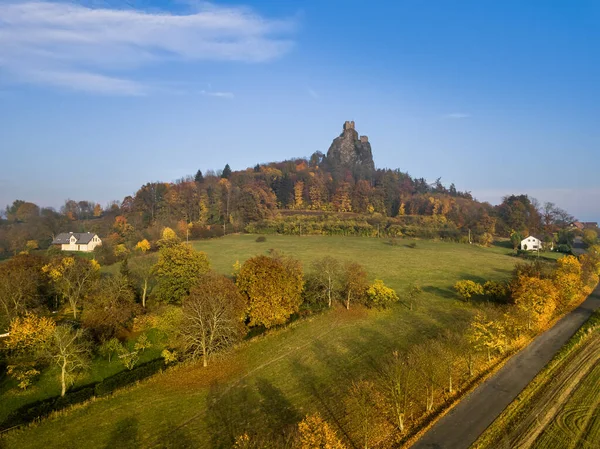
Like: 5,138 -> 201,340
410,284 -> 600,449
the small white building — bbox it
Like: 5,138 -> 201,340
52,232 -> 102,252
520,235 -> 547,251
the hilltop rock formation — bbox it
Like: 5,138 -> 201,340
326,121 -> 375,178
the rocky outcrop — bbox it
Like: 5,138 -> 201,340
326,121 -> 375,177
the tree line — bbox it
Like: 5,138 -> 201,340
1,154 -> 582,256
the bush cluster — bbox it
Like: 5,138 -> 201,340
246,215 -> 464,241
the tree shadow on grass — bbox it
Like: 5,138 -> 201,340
103,417 -> 139,449
152,422 -> 195,449
289,357 -> 357,449
423,285 -> 455,299
204,378 -> 300,448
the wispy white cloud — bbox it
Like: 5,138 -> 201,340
200,90 -> 234,99
443,112 -> 471,119
0,1 -> 296,95
307,87 -> 319,99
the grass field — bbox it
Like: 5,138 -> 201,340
1,235 -> 520,448
473,311 -> 600,449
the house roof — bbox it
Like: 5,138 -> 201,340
52,232 -> 98,245
522,234 -> 552,242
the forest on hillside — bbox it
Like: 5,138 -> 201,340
0,150 -> 577,258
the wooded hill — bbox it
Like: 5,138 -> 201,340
0,121 -> 575,256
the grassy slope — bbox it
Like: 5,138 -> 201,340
0,330 -> 164,423
1,236 -> 518,448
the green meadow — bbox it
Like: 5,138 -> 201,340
1,235 -> 519,448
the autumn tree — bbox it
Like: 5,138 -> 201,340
454,280 -> 484,302
583,229 -> 598,247
3,314 -> 56,389
311,257 -> 342,308
511,275 -> 558,330
42,257 -> 100,319
135,239 -> 151,252
467,312 -> 506,361
341,262 -> 369,310
236,255 -> 304,328
366,280 -> 399,309
297,413 -> 347,449
294,181 -> 305,209
345,380 -> 392,449
180,272 -> 246,367
81,275 -> 138,341
48,325 -> 90,396
0,254 -> 47,330
483,280 -> 509,303
153,235 -> 210,304
553,255 -> 583,308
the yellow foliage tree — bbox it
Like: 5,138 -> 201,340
25,240 -> 38,252
236,255 -> 304,328
93,204 -> 103,217
297,413 -> 347,449
5,313 -> 56,354
553,256 -> 583,308
467,312 -> 506,362
366,280 -> 399,309
512,276 -> 557,330
42,257 -> 100,319
135,239 -> 151,252
294,181 -> 305,209
454,280 -> 484,301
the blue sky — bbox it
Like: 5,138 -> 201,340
1,0 -> 599,221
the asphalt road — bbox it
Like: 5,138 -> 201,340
410,284 -> 600,449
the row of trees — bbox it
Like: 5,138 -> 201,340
233,250 -> 600,448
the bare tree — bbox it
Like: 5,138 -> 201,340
311,257 -> 341,308
49,325 -> 90,396
379,350 -> 414,433
181,272 -> 246,367
130,254 -> 157,308
341,262 -> 369,310
412,342 -> 443,412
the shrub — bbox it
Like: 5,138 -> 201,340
454,280 -> 484,301
255,236 -> 267,243
483,280 -> 509,303
366,280 -> 399,309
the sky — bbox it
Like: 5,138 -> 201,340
0,0 -> 599,221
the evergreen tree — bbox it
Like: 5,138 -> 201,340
194,169 -> 204,183
221,164 -> 232,179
